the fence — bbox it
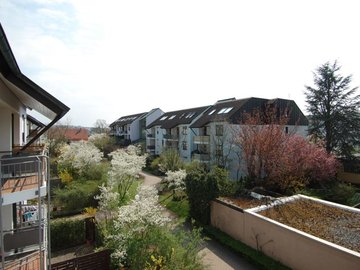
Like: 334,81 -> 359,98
51,249 -> 110,270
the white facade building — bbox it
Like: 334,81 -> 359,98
110,108 -> 163,146
146,106 -> 209,159
0,24 -> 69,270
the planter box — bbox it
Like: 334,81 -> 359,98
211,195 -> 360,270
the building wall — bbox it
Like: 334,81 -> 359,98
211,198 -> 360,270
146,109 -> 164,127
155,126 -> 164,155
130,120 -> 140,142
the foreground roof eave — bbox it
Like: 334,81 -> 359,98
0,24 -> 70,152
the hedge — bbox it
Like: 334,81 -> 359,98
50,217 -> 86,251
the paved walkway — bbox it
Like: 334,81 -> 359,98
140,171 -> 258,270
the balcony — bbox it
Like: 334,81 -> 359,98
163,134 -> 179,141
193,136 -> 210,144
1,153 -> 48,204
193,153 -> 211,162
1,152 -> 49,269
147,145 -> 155,150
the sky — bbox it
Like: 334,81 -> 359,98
1,0 -> 359,127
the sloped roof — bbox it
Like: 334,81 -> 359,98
147,106 -> 209,129
110,112 -> 147,127
64,128 -> 89,141
0,23 -> 69,151
190,97 -> 308,128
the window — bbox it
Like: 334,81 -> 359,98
169,115 -> 176,120
160,116 -> 168,121
224,107 -> 233,113
216,125 -> 223,136
216,144 -> 223,157
182,126 -> 188,135
182,141 -> 188,150
285,126 -> 289,134
217,108 -> 227,114
185,112 -> 195,118
217,107 -> 233,114
208,109 -> 216,115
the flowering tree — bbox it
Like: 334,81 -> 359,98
232,108 -> 289,181
233,108 -> 339,193
58,141 -> 103,177
95,184 -> 120,213
108,145 -> 147,202
164,169 -> 187,199
268,135 -> 339,191
108,186 -> 170,266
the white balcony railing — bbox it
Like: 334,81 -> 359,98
193,136 -> 210,144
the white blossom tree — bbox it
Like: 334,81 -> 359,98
58,141 -> 103,176
164,169 -> 187,199
108,145 -> 147,203
108,185 -> 170,265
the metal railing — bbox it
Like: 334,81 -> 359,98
0,153 -> 50,270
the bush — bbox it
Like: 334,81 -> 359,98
209,166 -> 241,197
185,164 -> 218,225
51,217 -> 86,251
158,149 -> 184,173
326,182 -> 357,205
53,180 -> 101,212
125,225 -> 203,270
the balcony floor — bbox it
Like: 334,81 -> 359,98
1,175 -> 39,194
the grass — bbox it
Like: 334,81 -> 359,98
159,192 -> 189,223
159,193 -> 290,270
125,178 -> 144,203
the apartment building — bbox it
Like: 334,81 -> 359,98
110,108 -> 163,145
0,24 -> 69,269
143,97 -> 308,179
190,97 -> 309,179
146,106 -> 209,161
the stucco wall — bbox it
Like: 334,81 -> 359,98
211,199 -> 360,270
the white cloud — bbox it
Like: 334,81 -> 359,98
1,0 -> 360,126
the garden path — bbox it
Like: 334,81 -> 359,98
140,171 -> 259,270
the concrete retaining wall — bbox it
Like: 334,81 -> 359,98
211,196 -> 360,270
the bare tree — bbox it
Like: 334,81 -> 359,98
93,119 -> 110,134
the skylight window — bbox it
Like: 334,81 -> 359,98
217,107 -> 233,114
217,108 -> 227,114
224,107 -> 233,113
208,109 -> 216,115
160,116 -> 168,121
185,112 -> 196,118
169,115 -> 176,120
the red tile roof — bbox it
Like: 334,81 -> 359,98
64,128 -> 89,141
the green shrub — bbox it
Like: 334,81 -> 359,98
185,164 -> 218,225
326,182 -> 357,205
51,217 -> 86,251
53,180 -> 100,212
158,149 -> 184,173
81,162 -> 109,181
125,225 -> 203,270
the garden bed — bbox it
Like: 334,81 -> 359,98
211,195 -> 360,270
258,197 -> 360,253
219,196 -> 269,209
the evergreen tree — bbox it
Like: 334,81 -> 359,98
305,61 -> 360,158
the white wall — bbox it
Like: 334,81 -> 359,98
146,109 -> 164,126
130,120 -> 140,142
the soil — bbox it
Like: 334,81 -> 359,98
219,196 -> 269,209
259,199 -> 360,253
